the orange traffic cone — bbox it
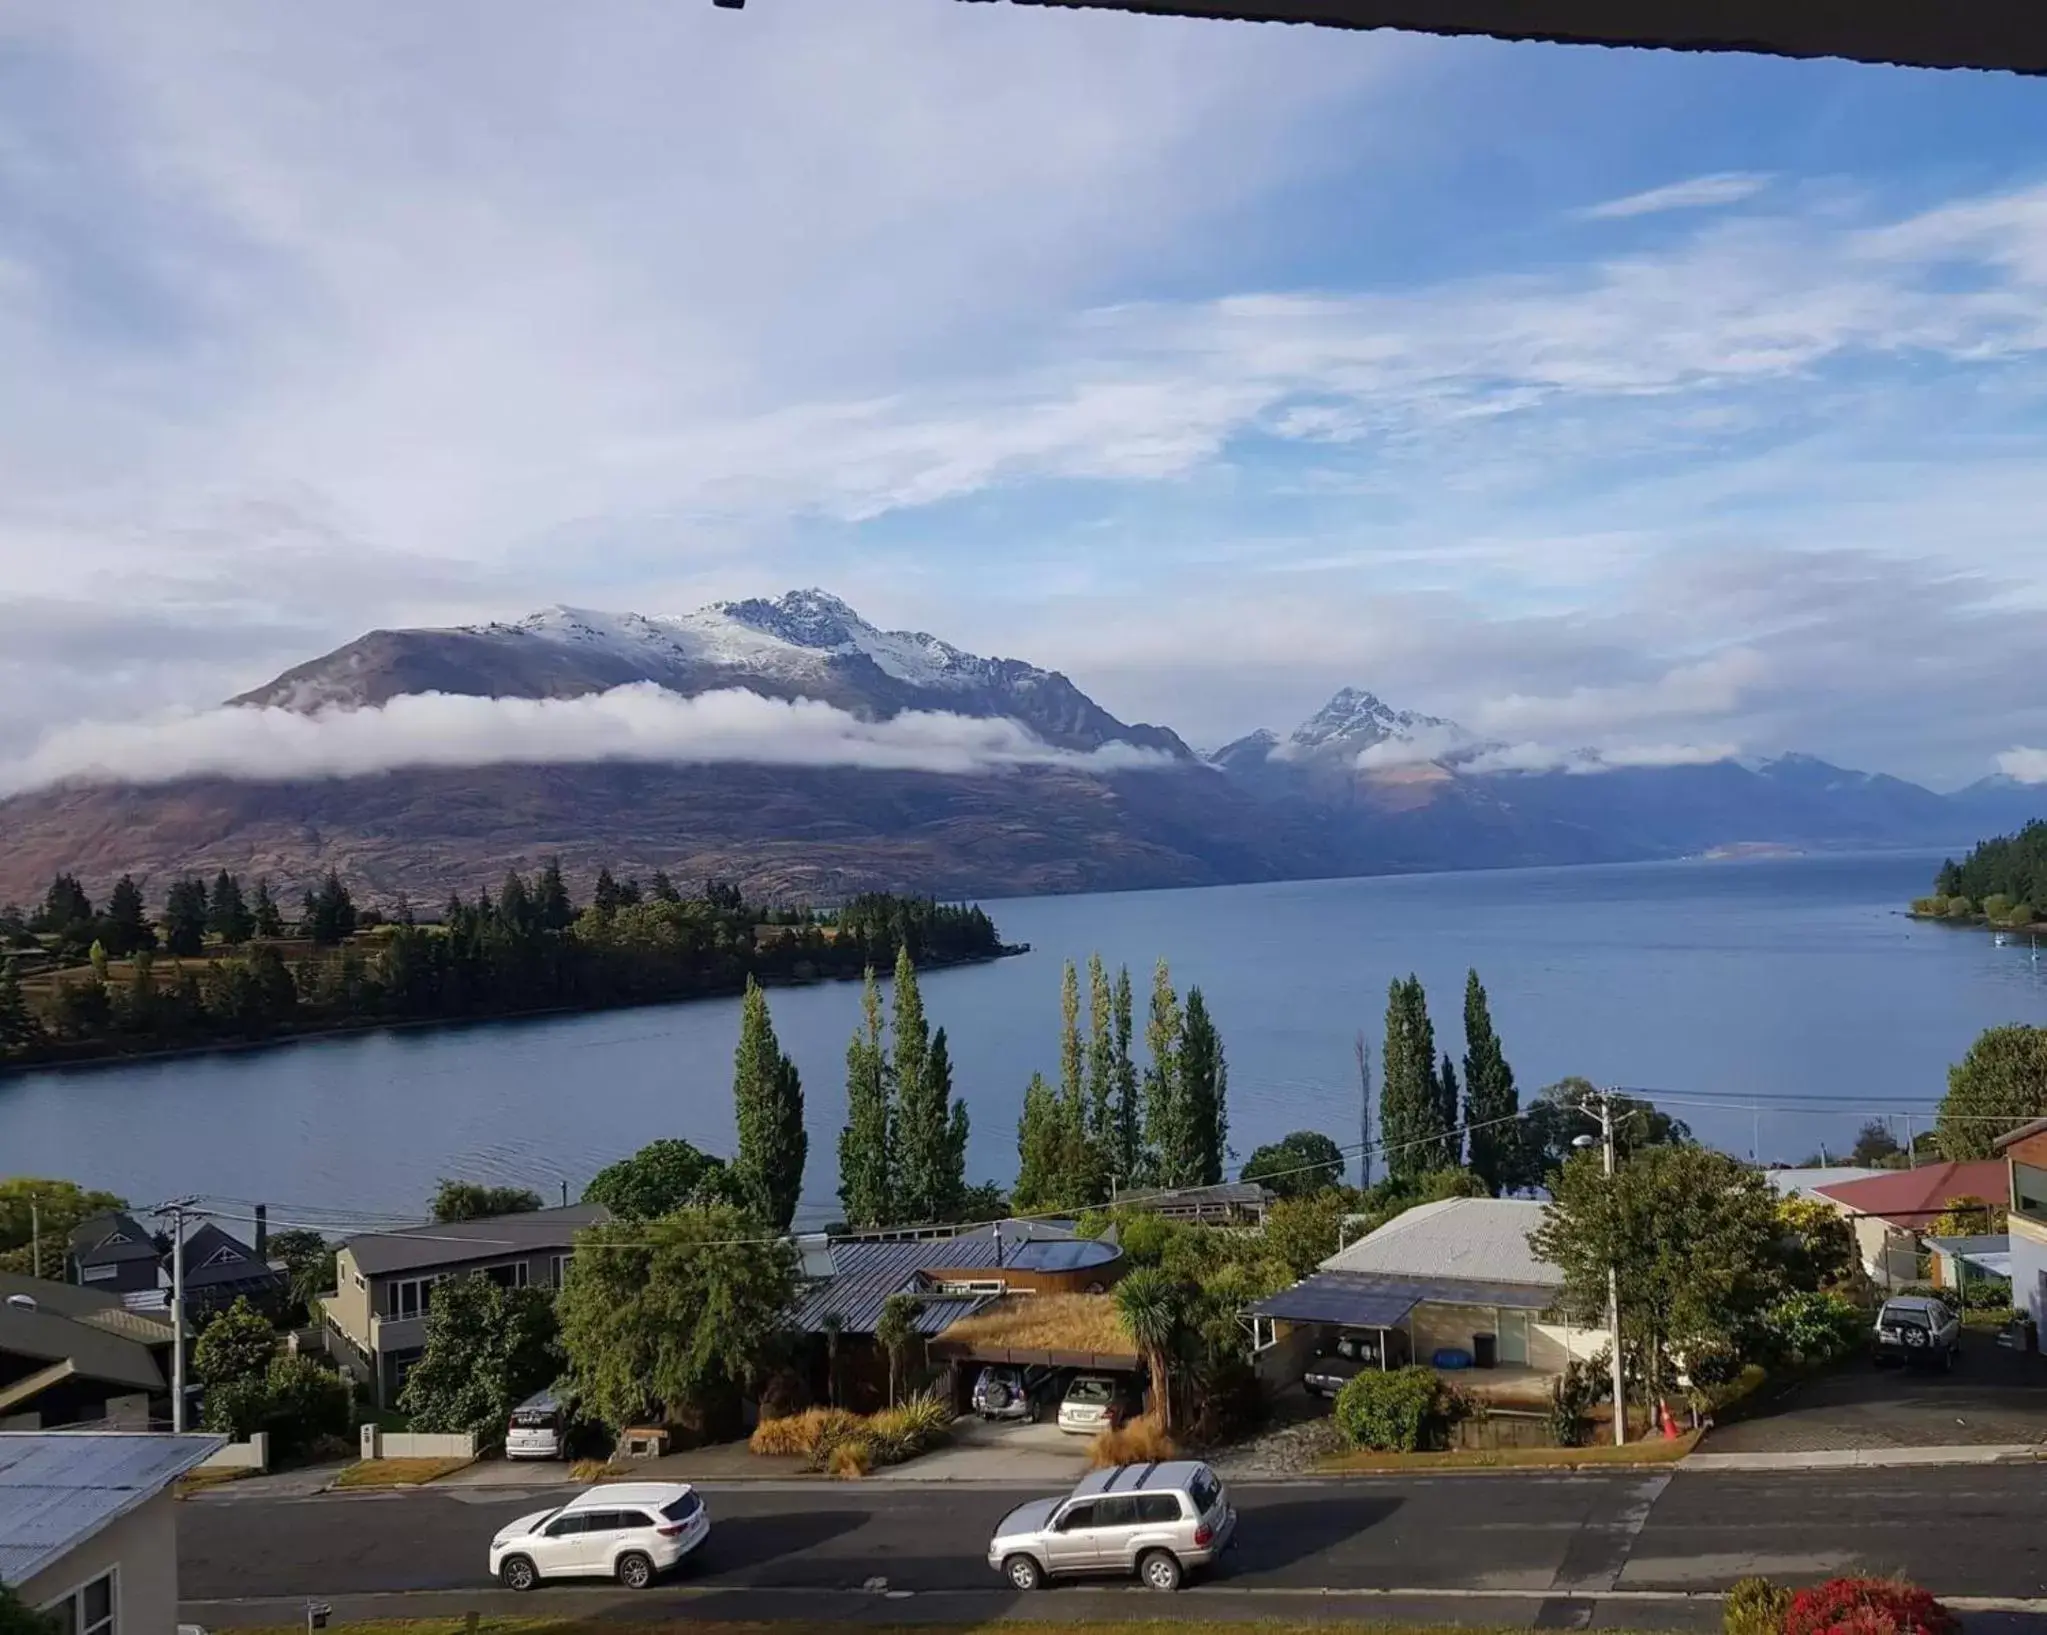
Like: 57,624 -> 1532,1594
1658,1398 -> 1681,1440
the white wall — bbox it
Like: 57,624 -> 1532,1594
359,1427 -> 476,1460
200,1433 -> 269,1472
21,1491 -> 181,1635
2010,1213 -> 2047,1333
1530,1320 -> 1610,1373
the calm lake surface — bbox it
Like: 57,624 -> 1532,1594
3,851 -> 2044,1230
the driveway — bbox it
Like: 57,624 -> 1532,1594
1703,1332 -> 2047,1453
868,1413 -> 1092,1483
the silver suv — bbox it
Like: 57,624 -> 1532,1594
1872,1295 -> 1961,1369
987,1460 -> 1236,1592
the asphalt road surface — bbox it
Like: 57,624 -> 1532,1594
182,1466 -> 2047,1625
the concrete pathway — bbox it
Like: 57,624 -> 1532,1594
868,1417 -> 1090,1485
1684,1443 -> 2040,1472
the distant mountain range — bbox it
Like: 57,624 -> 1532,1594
0,590 -> 2037,903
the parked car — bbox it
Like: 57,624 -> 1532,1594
987,1460 -> 1236,1592
972,1363 -> 1061,1422
1057,1372 -> 1143,1435
505,1387 -> 568,1460
1871,1295 -> 1961,1370
490,1482 -> 710,1590
1304,1329 -> 1387,1397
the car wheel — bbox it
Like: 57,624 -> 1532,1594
1004,1554 -> 1045,1591
1139,1549 -> 1183,1592
499,1556 -> 538,1592
616,1551 -> 655,1590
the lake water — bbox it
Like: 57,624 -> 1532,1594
3,851 -> 2044,1232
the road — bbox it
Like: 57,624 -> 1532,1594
181,1467 -> 2047,1627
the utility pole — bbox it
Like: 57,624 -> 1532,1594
1599,1093 -> 1626,1447
1904,1113 -> 1918,1169
158,1197 -> 200,1433
1355,1031 -> 1373,1191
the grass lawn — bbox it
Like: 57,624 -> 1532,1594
1317,1431 -> 1700,1474
331,1457 -> 473,1489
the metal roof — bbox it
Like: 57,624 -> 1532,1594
0,1303 -> 165,1394
342,1203 -> 609,1277
1005,1239 -> 1119,1273
1249,1269 -> 1556,1327
1322,1197 -> 1562,1288
788,1238 -> 999,1336
0,1432 -> 223,1586
0,1276 -> 176,1346
1925,1234 -> 2013,1279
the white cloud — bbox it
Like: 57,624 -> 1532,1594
1997,747 -> 2047,785
1354,723 -> 1469,769
0,685 -> 1176,797
1472,650 -> 1768,738
1575,173 -> 1773,221
1460,740 -> 1739,776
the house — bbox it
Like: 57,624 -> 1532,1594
1994,1119 -> 2047,1333
0,1276 -> 179,1433
1248,1197 -> 1609,1391
162,1219 -> 286,1320
1764,1166 -> 1886,1202
67,1216 -> 161,1297
0,1431 -> 224,1635
324,1203 -> 607,1405
1811,1161 -> 2011,1289
1922,1234 -> 2010,1295
1110,1182 -> 1272,1226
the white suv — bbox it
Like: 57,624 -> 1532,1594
490,1482 -> 710,1590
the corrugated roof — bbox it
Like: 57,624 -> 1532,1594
1250,1269 -> 1555,1326
1814,1161 -> 2011,1226
1764,1167 -> 1887,1198
0,1303 -> 164,1394
788,1238 -> 999,1336
1321,1198 -> 1561,1289
0,1433 -> 223,1586
0,1276 -> 175,1346
342,1203 -> 609,1276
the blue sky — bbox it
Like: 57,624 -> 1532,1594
3,1 -> 2047,788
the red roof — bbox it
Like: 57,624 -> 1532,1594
1814,1161 -> 2010,1226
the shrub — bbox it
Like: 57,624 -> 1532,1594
1333,1365 -> 1465,1452
1946,896 -> 1975,919
751,1397 -> 950,1470
867,1393 -> 953,1463
260,1354 -> 352,1460
749,1406 -> 858,1458
827,1438 -> 872,1478
1762,1290 -> 1866,1364
1784,1578 -> 1957,1635
1546,1353 -> 1609,1448
1984,894 -> 2015,923
2008,903 -> 2036,928
0,1581 -> 62,1635
1725,1576 -> 1792,1635
1961,1278 -> 2014,1310
1910,897 -> 1944,917
1087,1414 -> 1179,1469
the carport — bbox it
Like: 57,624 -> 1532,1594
1247,1271 -> 1426,1374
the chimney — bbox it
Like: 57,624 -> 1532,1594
254,1204 -> 268,1261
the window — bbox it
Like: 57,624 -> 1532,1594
202,1244 -> 244,1268
574,1511 -> 623,1533
661,1493 -> 702,1523
1136,1493 -> 1183,1524
613,1510 -> 654,1530
550,1254 -> 570,1288
936,1278 -> 1007,1295
353,1272 -> 366,1291
485,1262 -> 530,1290
386,1275 -> 439,1318
1055,1502 -> 1096,1532
544,1514 -> 588,1539
80,1265 -> 117,1283
1093,1496 -> 1138,1527
1188,1468 -> 1221,1515
42,1569 -> 115,1635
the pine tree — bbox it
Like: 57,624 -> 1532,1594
1112,966 -> 1139,1183
650,870 -> 682,904
731,977 -> 806,1231
1140,960 -> 1182,1187
1461,969 -> 1521,1194
1437,1053 -> 1463,1169
103,875 -> 155,957
536,859 -> 575,931
893,948 -> 967,1223
592,868 -> 624,918
0,958 -> 40,1050
306,871 -> 357,946
252,878 -> 284,939
1381,975 -> 1444,1178
163,877 -> 210,958
497,871 -> 535,937
837,968 -> 893,1228
208,872 -> 254,945
1177,987 -> 1229,1186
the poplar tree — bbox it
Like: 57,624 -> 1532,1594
1177,987 -> 1230,1186
1085,955 -> 1117,1178
837,969 -> 893,1228
1381,975 -> 1444,1178
893,948 -> 969,1224
1014,1072 -> 1065,1212
1461,969 -> 1521,1194
1437,1053 -> 1463,1169
730,978 -> 805,1230
1140,960 -> 1182,1187
1112,967 -> 1139,1182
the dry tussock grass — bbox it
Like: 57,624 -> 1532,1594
940,1294 -> 1132,1355
1086,1415 -> 1178,1469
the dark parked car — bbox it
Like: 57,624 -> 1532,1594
1304,1329 -> 1389,1398
972,1364 -> 1061,1423
1872,1295 -> 1961,1369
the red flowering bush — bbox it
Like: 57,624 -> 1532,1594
1784,1577 -> 1958,1635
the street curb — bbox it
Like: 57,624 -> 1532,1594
1682,1444 -> 2041,1471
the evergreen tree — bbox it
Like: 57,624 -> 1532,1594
592,867 -> 624,918
650,870 -> 682,905
894,947 -> 968,1223
208,872 -> 254,945
497,871 -> 535,937
1381,975 -> 1444,1179
536,859 -> 575,931
35,874 -> 93,935
163,877 -> 210,958
103,875 -> 155,957
1176,987 -> 1230,1186
837,968 -> 893,1228
1112,966 -> 1139,1183
731,977 -> 806,1231
251,877 -> 284,939
1013,1072 -> 1068,1212
1461,969 -> 1520,1194
1050,960 -> 1105,1202
0,958 -> 40,1050
1437,1053 -> 1462,1169
1140,960 -> 1182,1187
304,870 -> 357,946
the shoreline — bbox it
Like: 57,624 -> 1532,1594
0,942 -> 1030,1080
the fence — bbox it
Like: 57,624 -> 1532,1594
359,1427 -> 478,1461
200,1433 -> 270,1473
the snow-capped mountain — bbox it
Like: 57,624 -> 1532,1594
1280,687 -> 1463,759
232,589 -> 1192,759
1210,687 -> 1472,786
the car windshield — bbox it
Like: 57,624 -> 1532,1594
1883,1307 -> 1932,1330
1067,1377 -> 1114,1403
511,1409 -> 554,1428
1189,1469 -> 1221,1514
662,1493 -> 701,1522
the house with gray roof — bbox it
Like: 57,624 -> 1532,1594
324,1203 -> 608,1405
0,1275 -> 178,1432
66,1215 -> 161,1297
0,1430 -> 222,1635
